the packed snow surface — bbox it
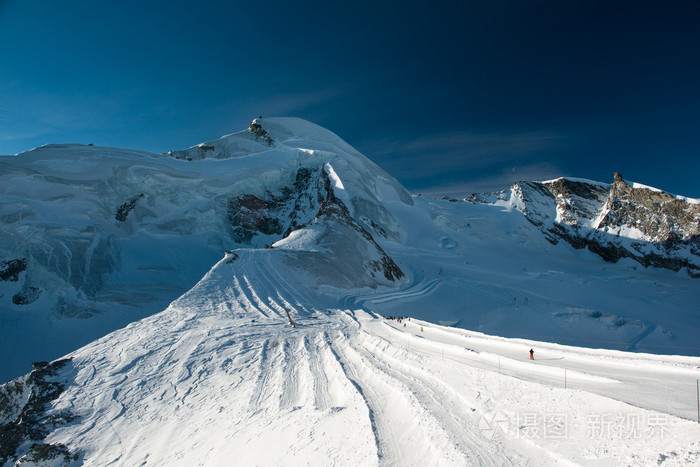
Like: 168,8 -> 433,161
34,249 -> 700,466
2,117 -> 700,465
0,117 -> 412,381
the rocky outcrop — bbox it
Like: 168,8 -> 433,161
227,195 -> 284,243
226,165 -> 403,282
468,174 -> 700,277
0,359 -> 78,465
115,193 -> 145,222
12,286 -> 41,305
248,119 -> 274,146
316,169 -> 404,282
1,259 -> 42,305
226,167 -> 321,244
14,442 -> 78,465
598,173 -> 700,242
0,259 -> 26,282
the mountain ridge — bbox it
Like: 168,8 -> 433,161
466,173 -> 700,277
1,117 -> 699,386
2,117 -> 700,465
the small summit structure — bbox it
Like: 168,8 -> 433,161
248,117 -> 274,146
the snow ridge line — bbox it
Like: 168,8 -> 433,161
304,334 -> 331,410
352,328 -> 517,466
330,330 -> 457,466
324,331 -> 383,463
248,338 -> 284,413
280,337 -> 305,410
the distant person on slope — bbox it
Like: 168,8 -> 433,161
529,348 -> 534,360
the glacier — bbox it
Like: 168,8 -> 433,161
1,117 -> 700,465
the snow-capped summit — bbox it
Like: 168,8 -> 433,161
1,117 -> 699,386
0,118 -> 410,381
169,117 -> 413,208
169,117 -> 362,160
2,118 -> 700,465
467,173 -> 700,276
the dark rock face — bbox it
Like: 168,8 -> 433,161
226,167 -> 322,244
15,442 -> 79,465
248,121 -> 274,146
0,359 -> 78,465
599,176 -> 700,242
315,169 -> 404,282
285,167 -> 315,236
226,165 -> 404,282
0,259 -> 41,306
585,176 -> 699,276
468,174 -> 700,277
0,259 -> 26,282
227,195 -> 283,243
12,286 -> 41,305
115,193 -> 145,222
546,178 -> 610,225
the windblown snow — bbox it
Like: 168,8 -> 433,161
1,117 -> 700,465
3,248 -> 699,465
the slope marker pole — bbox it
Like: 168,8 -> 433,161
696,379 -> 699,424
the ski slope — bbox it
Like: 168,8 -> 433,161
29,249 -> 700,466
2,116 -> 700,387
3,117 -> 700,465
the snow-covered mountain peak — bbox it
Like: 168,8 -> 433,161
169,116 -> 358,160
249,117 -> 357,151
3,120 -> 700,465
0,118 -> 414,381
168,117 -> 412,208
468,173 -> 700,276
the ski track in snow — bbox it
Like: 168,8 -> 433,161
36,250 -> 700,466
349,329 -> 513,465
382,318 -> 700,422
4,114 -> 700,467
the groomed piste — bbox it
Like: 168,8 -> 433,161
2,117 -> 700,465
7,247 -> 697,466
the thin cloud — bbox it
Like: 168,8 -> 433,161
358,127 -> 573,197
0,83 -> 126,152
365,129 -> 564,170
227,86 -> 351,121
416,163 -> 564,198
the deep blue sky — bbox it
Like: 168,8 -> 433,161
2,1 -> 699,196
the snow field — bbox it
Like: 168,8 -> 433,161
364,317 -> 700,465
33,248 -> 700,466
4,117 -> 700,465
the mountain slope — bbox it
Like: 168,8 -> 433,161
467,174 -> 700,276
0,118 -> 408,382
1,117 -> 699,388
1,247 -> 699,465
2,117 -> 700,464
